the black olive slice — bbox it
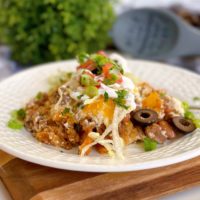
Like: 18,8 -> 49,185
172,117 -> 196,133
132,109 -> 158,125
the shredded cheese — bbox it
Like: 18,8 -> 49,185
81,104 -> 134,158
53,54 -> 137,158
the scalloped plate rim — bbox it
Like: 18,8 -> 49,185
0,59 -> 200,172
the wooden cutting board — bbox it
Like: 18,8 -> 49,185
1,150 -> 200,200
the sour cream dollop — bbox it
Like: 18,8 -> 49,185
109,53 -> 130,72
99,83 -> 118,98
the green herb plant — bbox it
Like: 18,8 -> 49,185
0,0 -> 115,65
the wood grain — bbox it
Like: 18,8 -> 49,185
0,151 -> 14,166
0,158 -> 99,200
0,150 -> 200,200
31,156 -> 200,200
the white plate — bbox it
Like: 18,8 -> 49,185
0,59 -> 200,172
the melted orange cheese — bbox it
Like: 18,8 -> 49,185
83,96 -> 115,124
142,91 -> 163,112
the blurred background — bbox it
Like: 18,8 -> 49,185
0,0 -> 200,80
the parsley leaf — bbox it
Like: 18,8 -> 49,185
111,62 -> 124,75
77,94 -> 84,100
76,102 -> 84,109
143,137 -> 157,151
114,90 -> 129,109
104,92 -> 109,102
62,107 -> 70,116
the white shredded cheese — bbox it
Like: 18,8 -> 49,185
111,106 -> 124,159
81,104 -> 134,158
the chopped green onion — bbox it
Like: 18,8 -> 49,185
77,52 -> 90,64
11,110 -> 18,119
182,101 -> 195,120
110,73 -> 119,81
184,111 -> 195,120
90,53 -> 124,75
17,108 -> 26,120
11,108 -> 26,120
80,74 -> 91,86
182,101 -> 189,112
80,74 -> 98,86
103,78 -> 115,85
143,137 -> 157,151
91,54 -> 109,67
160,92 -> 166,98
7,119 -> 23,130
104,92 -> 109,102
193,97 -> 200,101
36,92 -> 43,100
62,107 -> 70,116
8,108 -> 26,130
84,86 -> 98,98
114,90 -> 129,109
103,74 -> 118,85
193,119 -> 200,128
182,101 -> 200,128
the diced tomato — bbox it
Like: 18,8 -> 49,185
116,74 -> 123,83
78,60 -> 96,71
96,84 -> 101,88
97,50 -> 107,57
94,79 -> 101,88
102,63 -> 113,77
